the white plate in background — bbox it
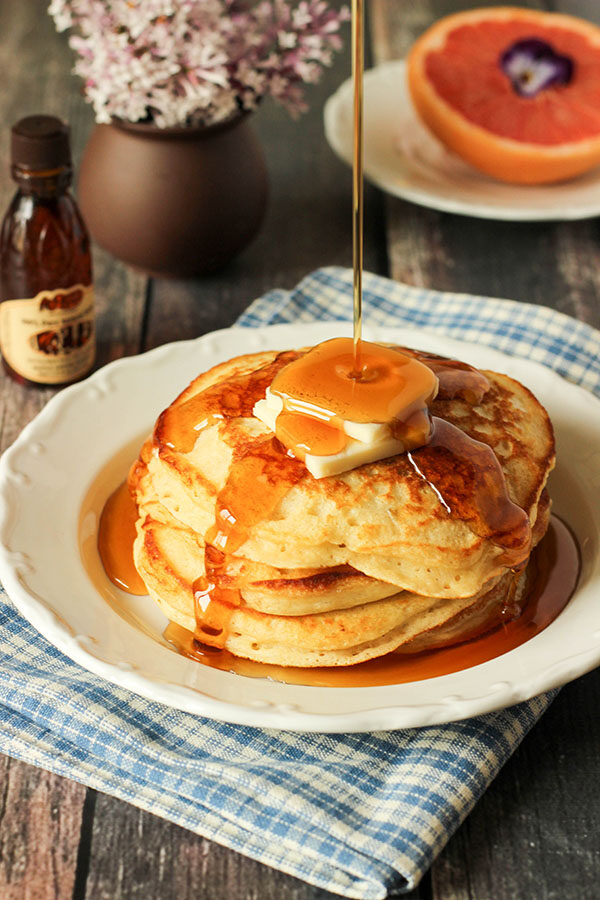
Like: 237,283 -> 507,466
324,60 -> 600,221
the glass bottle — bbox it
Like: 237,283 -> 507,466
0,115 -> 95,387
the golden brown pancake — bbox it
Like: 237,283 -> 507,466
129,346 -> 555,667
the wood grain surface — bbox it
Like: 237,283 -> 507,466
0,1 -> 598,898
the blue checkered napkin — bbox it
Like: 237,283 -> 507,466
1,267 -> 599,900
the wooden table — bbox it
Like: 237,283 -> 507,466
1,2 -> 599,898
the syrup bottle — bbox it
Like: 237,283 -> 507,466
0,115 -> 95,387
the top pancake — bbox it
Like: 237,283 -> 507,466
132,347 -> 555,600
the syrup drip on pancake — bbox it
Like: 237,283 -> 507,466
408,417 -> 532,569
151,350 -> 306,648
399,348 -> 491,403
156,350 -> 300,454
276,411 -> 347,457
165,515 -> 579,686
96,352 -> 305,648
192,440 -> 305,647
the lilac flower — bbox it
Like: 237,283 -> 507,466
48,0 -> 349,128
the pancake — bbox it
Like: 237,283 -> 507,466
133,486 -> 550,666
129,345 -> 555,667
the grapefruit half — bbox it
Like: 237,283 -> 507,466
407,6 -> 600,184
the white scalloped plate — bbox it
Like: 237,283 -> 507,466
324,60 -> 600,221
0,321 -> 599,732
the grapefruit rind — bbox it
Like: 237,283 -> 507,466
407,6 -> 600,185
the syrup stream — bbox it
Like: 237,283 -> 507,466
351,0 -> 364,375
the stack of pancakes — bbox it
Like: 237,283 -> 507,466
129,347 -> 555,667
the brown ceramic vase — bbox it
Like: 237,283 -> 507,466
77,115 -> 268,277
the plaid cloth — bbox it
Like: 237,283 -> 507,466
1,266 -> 599,899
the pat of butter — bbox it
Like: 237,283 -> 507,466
253,389 -> 407,478
303,435 -> 405,478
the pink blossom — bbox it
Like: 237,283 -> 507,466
48,0 -> 349,128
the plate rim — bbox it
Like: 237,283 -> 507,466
1,320 -> 599,732
323,60 -> 600,222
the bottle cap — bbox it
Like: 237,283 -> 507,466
10,115 -> 71,171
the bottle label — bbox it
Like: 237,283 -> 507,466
0,284 -> 95,384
